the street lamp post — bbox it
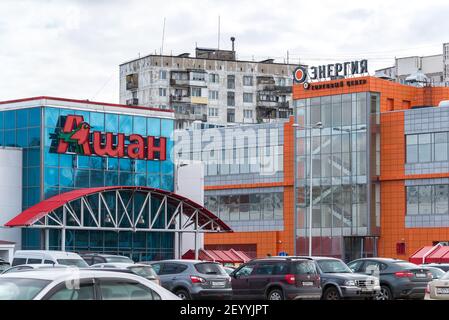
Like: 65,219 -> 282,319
293,121 -> 323,257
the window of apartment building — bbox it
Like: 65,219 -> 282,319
209,90 -> 219,100
243,110 -> 253,119
209,73 -> 219,83
227,75 -> 235,89
277,77 -> 286,86
159,70 -> 167,80
191,87 -> 202,97
192,72 -> 205,81
158,88 -> 167,97
406,184 -> 449,215
126,74 -> 139,90
208,108 -> 219,117
193,105 -> 204,115
227,109 -> 235,123
243,76 -> 253,86
406,132 -> 449,163
227,92 -> 235,107
243,93 -> 253,103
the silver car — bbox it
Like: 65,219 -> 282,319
425,270 -> 449,300
148,259 -> 232,300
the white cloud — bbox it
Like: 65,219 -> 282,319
0,0 -> 448,103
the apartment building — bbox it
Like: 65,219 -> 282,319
376,43 -> 449,86
119,47 -> 301,129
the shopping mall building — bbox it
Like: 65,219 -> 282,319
180,75 -> 449,261
0,97 -> 230,262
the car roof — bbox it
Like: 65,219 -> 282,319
80,253 -> 130,258
350,257 -> 408,263
0,268 -> 146,281
14,250 -> 83,259
91,262 -> 148,268
150,259 -> 217,264
282,256 -> 342,261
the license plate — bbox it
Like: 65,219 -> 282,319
415,273 -> 427,278
302,281 -> 314,286
211,281 -> 225,287
436,287 -> 449,294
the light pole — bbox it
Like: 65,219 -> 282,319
292,121 -> 323,257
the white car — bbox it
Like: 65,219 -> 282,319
0,269 -> 180,300
90,262 -> 160,285
1,264 -> 69,275
12,250 -> 88,268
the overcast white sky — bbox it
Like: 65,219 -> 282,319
1,0 -> 448,103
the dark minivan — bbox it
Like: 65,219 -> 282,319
230,257 -> 321,300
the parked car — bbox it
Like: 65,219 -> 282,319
0,259 -> 9,273
0,269 -> 179,300
2,264 -> 69,274
90,262 -> 160,285
148,259 -> 232,300
224,267 -> 236,275
295,256 -> 380,300
11,251 -> 88,268
425,270 -> 449,300
79,253 -> 134,266
230,257 -> 321,300
421,263 -> 449,272
347,258 -> 432,300
425,266 -> 446,280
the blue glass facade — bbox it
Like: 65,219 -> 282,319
0,106 -> 175,261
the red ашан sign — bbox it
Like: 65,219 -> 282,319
56,115 -> 166,160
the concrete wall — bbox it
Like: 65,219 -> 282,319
0,148 -> 23,251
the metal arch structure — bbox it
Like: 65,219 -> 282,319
5,186 -> 232,256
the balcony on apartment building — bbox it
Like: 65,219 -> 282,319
170,69 -> 207,88
126,98 -> 139,106
173,104 -> 208,122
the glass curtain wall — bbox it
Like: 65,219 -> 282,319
295,93 -> 374,259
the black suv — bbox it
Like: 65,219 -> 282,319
294,256 -> 380,300
348,258 -> 431,300
230,257 -> 321,300
79,253 -> 134,265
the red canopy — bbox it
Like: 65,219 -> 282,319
182,249 -> 251,264
410,245 -> 449,264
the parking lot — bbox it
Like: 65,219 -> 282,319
1,251 -> 448,300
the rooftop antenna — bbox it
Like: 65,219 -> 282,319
217,15 -> 221,50
160,17 -> 166,55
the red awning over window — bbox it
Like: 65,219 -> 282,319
182,249 -> 251,264
410,245 -> 449,264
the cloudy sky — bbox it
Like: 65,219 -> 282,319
1,0 -> 448,103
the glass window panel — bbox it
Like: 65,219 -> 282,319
28,108 -> 41,127
119,159 -> 132,171
147,161 -> 160,173
418,186 -> 432,214
77,156 -> 90,169
90,113 -> 104,132
418,134 -> 431,144
75,169 -> 90,188
16,129 -> 27,147
107,158 -> 118,170
147,118 -> 161,136
435,143 -> 448,161
407,186 -> 419,214
418,144 -> 431,163
119,115 -> 132,135
119,172 -> 133,185
250,194 -> 261,220
16,109 -> 28,128
133,117 -> 146,135
310,105 -> 321,125
105,114 -> 118,132
4,130 -> 15,146
90,171 -> 105,187
161,175 -> 173,191
161,119 -> 173,138
341,100 -> 352,126
407,145 -> 418,163
45,167 -> 58,186
407,134 -> 418,145
273,193 -> 283,219
147,174 -> 161,189
356,98 -> 367,124
435,132 -> 448,143
44,147 -> 58,167
44,108 -> 59,128
332,134 -> 341,153
59,154 -> 73,168
28,128 -> 40,147
27,168 -> 40,187
105,172 -> 118,186
59,168 -> 74,187
262,194 -> 274,220
434,185 -> 448,214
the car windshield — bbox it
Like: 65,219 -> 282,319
441,271 -> 449,280
195,262 -> 226,275
0,278 -> 50,300
105,256 -> 133,263
128,266 -> 158,279
56,259 -> 88,268
430,268 -> 446,279
317,260 -> 352,273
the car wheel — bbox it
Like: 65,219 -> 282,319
323,287 -> 341,300
175,289 -> 191,300
267,288 -> 284,300
375,285 -> 392,300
